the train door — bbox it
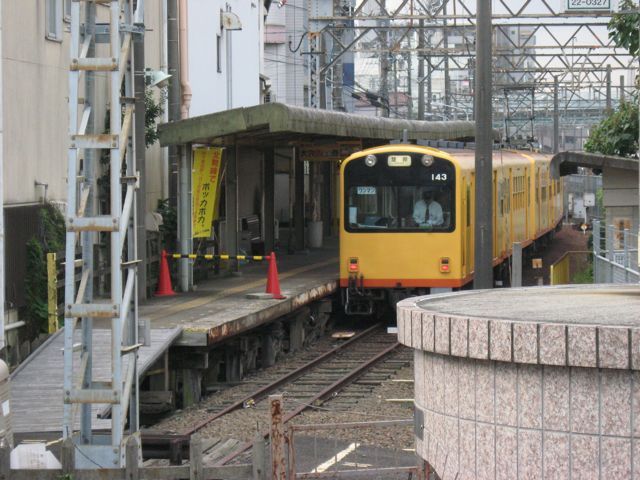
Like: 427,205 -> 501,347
467,174 -> 474,273
461,176 -> 467,271
493,171 -> 497,258
509,168 -> 513,245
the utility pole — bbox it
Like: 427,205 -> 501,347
553,76 -> 559,154
407,49 -> 413,119
427,59 -> 432,119
379,0 -> 390,117
134,4 -> 147,299
443,2 -> 450,119
418,19 -> 425,120
0,0 -> 4,347
474,0 -> 493,289
167,0 -> 180,209
605,64 -> 612,112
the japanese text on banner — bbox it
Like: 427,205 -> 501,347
192,147 -> 223,238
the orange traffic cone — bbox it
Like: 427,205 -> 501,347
265,251 -> 285,299
155,250 -> 176,296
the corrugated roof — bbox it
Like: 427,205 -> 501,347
158,102 -> 477,147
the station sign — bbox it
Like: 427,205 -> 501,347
566,0 -> 611,11
300,140 -> 363,162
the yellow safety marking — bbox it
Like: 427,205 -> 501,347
147,257 -> 337,322
220,255 -> 229,260
188,254 -> 197,259
204,254 -> 214,260
172,254 -> 181,259
237,255 -> 246,260
254,256 -> 263,261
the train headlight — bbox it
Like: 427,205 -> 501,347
421,155 -> 434,167
364,155 -> 377,167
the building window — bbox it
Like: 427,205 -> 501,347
216,34 -> 222,73
63,0 -> 72,23
46,0 -> 63,41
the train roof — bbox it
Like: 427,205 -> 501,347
343,143 -> 552,172
444,149 -> 551,171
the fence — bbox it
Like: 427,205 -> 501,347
269,395 -> 428,480
549,251 -> 593,285
592,220 -> 640,284
0,435 -> 262,480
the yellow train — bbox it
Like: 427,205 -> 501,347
339,143 -> 563,315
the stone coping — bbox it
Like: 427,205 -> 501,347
397,285 -> 640,371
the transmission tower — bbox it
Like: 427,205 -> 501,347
64,0 -> 141,468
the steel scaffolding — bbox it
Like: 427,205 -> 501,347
64,0 -> 141,468
307,0 -> 636,145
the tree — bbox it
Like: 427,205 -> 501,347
608,0 -> 640,57
584,0 -> 639,157
584,101 -> 639,157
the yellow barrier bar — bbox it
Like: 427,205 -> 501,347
254,256 -> 263,261
204,254 -> 214,260
550,252 -> 571,285
172,254 -> 181,259
220,255 -> 229,260
47,252 -> 58,333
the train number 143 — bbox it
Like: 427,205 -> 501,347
431,173 -> 447,181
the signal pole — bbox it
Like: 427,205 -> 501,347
474,0 -> 493,289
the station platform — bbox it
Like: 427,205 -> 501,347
141,242 -> 339,347
10,242 -> 338,438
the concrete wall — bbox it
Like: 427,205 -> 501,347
602,166 -> 639,234
143,3 -> 168,211
2,1 -> 70,206
1,1 -> 165,212
398,289 -> 640,480
188,0 -> 263,116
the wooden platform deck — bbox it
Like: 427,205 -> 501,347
10,327 -> 181,435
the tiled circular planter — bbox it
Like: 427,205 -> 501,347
397,284 -> 640,480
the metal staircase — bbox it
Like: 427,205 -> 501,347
64,0 -> 142,468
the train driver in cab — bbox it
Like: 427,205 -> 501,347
412,189 -> 444,228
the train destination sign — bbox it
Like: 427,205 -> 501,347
566,0 -> 610,11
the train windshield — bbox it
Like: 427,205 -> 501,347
344,152 -> 455,232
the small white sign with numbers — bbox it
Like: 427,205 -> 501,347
566,0 -> 611,11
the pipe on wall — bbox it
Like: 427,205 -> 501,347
178,0 -> 191,119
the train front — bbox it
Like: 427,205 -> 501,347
339,145 -> 462,315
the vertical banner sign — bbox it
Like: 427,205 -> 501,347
192,147 -> 223,238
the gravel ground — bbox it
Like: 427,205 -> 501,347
153,341 -> 415,452
289,360 -> 415,451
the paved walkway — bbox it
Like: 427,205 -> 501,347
11,327 -> 181,435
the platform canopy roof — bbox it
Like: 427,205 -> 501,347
551,151 -> 638,178
158,102 -> 477,148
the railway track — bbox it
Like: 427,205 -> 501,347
143,323 -> 411,463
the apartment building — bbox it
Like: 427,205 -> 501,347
1,1 -> 165,337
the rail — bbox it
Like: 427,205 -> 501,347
216,338 -> 401,466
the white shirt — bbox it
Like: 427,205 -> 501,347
412,199 -> 444,227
